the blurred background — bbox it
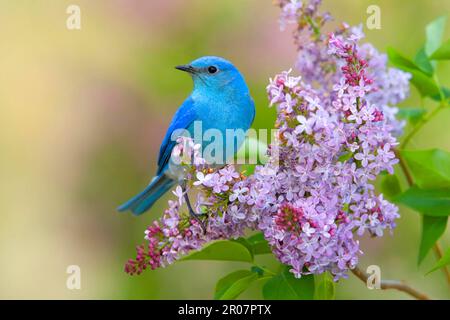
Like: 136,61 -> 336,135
0,0 -> 449,299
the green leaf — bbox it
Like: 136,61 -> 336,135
430,39 -> 450,60
246,233 -> 272,255
233,238 -> 255,257
409,69 -> 440,97
425,16 -> 447,57
380,174 -> 402,200
415,47 -> 434,75
387,47 -> 420,71
214,270 -> 258,300
394,186 -> 450,216
181,240 -> 253,263
401,149 -> 450,189
397,108 -> 426,125
427,247 -> 450,274
313,273 -> 336,300
418,215 -> 448,265
431,86 -> 450,101
262,266 -> 314,300
387,47 -> 439,97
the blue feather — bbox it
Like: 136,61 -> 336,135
118,56 -> 255,216
117,175 -> 174,215
157,97 -> 197,175
118,98 -> 196,215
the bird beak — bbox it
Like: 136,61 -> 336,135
175,64 -> 196,74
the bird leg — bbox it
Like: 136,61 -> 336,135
182,183 -> 207,233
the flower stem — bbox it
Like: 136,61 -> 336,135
351,266 -> 430,300
401,102 -> 445,148
434,73 -> 446,103
401,74 -> 448,148
258,266 -> 276,276
305,15 -> 320,38
395,149 -> 413,186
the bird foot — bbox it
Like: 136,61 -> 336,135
187,208 -> 207,234
183,186 -> 207,234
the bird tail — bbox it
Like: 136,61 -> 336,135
117,174 -> 175,216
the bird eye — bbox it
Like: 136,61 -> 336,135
207,66 -> 218,74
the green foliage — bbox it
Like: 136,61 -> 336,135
388,15 -> 449,101
392,17 -> 450,271
262,266 -> 315,300
246,233 -> 272,255
427,248 -> 450,275
395,186 -> 450,216
393,149 -> 450,266
430,39 -> 450,60
387,47 -> 439,97
190,235 -> 322,300
425,16 -> 447,58
415,47 -> 434,75
418,215 -> 448,265
380,174 -> 402,200
431,87 -> 450,102
313,273 -> 336,300
401,149 -> 450,189
397,108 -> 426,125
214,269 -> 260,300
387,47 -> 419,70
386,47 -> 439,98
409,69 -> 440,97
181,240 -> 253,263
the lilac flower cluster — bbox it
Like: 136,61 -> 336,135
278,0 -> 410,135
126,0 -> 409,280
254,0 -> 405,279
125,138 -> 258,275
261,65 -> 399,278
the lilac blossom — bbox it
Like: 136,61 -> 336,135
255,0 -> 405,280
126,0 -> 408,281
125,138 -> 258,274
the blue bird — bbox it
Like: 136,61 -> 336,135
118,56 -> 255,221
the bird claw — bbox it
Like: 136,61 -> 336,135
187,208 -> 207,234
183,185 -> 207,234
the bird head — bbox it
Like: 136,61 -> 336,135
175,56 -> 246,93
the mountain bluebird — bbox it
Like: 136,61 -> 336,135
118,56 -> 255,225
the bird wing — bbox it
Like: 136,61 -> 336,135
249,95 -> 256,126
156,96 -> 197,175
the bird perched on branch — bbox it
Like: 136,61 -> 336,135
118,56 -> 255,225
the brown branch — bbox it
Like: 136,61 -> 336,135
351,266 -> 430,300
394,149 -> 413,186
